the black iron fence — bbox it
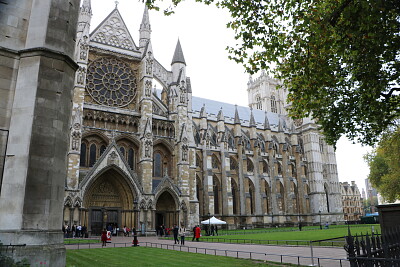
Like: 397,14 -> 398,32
66,241 -> 349,266
345,227 -> 400,266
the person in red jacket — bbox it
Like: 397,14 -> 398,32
194,225 -> 201,242
101,228 -> 107,247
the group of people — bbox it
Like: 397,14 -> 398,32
172,224 -> 188,245
63,224 -> 87,238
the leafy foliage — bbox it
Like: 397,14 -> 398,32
365,125 -> 400,202
144,0 -> 400,145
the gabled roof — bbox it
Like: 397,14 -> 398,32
90,8 -> 138,51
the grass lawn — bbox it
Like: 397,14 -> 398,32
197,225 -> 380,246
66,247 -> 299,267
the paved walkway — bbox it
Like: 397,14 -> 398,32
66,236 -> 349,266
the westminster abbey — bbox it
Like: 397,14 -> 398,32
58,1 -> 345,234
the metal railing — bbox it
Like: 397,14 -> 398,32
65,241 -> 349,266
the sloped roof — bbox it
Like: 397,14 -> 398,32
191,96 -> 281,126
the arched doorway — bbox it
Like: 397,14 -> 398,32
83,168 -> 136,235
155,191 -> 178,229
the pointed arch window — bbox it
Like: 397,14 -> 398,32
212,155 -> 219,169
271,95 -> 277,113
230,157 -> 238,171
231,180 -> 238,215
153,152 -> 163,177
89,144 -> 97,167
319,138 -> 324,153
80,143 -> 87,167
120,146 -> 125,156
128,148 -> 134,170
262,160 -> 269,174
213,176 -> 220,214
196,154 -> 201,167
247,158 -> 254,172
256,94 -> 262,110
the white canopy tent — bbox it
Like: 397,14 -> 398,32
200,216 -> 227,225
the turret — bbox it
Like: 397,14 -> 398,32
234,105 -> 242,137
249,108 -> 257,140
139,6 -> 151,47
171,39 -> 186,82
75,0 -> 92,62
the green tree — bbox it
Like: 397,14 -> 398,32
146,0 -> 400,145
365,126 -> 400,202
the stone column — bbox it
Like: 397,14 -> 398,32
0,1 -> 79,265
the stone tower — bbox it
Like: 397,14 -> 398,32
0,0 -> 80,265
247,71 -> 344,224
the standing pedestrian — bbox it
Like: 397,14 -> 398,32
173,224 -> 179,244
192,225 -> 196,241
179,224 -> 186,246
195,225 -> 201,242
101,228 -> 107,247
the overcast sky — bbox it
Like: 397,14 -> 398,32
91,0 -> 372,192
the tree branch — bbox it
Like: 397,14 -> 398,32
327,0 -> 353,27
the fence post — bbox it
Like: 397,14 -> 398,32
310,241 -> 316,266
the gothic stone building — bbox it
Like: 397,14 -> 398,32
63,1 -> 343,235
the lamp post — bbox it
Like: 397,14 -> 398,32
319,210 -> 322,230
208,212 -> 211,236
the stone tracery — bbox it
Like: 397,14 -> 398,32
86,57 -> 137,107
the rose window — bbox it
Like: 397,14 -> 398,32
86,57 -> 137,107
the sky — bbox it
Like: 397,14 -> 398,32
91,0 -> 372,192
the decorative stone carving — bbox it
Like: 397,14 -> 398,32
108,151 -> 119,165
79,36 -> 89,60
146,51 -> 153,75
182,144 -> 188,162
76,66 -> 86,85
86,57 -> 137,107
144,140 -> 152,158
145,80 -> 152,97
71,130 -> 81,151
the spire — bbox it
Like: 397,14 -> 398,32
264,111 -> 270,130
249,108 -> 256,127
139,5 -> 151,47
171,39 -> 186,65
234,105 -> 240,124
217,108 -> 224,121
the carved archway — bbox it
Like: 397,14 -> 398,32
83,168 -> 136,235
155,191 -> 178,229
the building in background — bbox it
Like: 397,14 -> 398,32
340,181 -> 364,221
62,1 -> 344,234
365,178 -> 379,212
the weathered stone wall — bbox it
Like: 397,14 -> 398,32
0,0 -> 80,265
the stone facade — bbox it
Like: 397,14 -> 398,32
340,181 -> 363,221
0,0 -> 80,265
62,1 -> 343,235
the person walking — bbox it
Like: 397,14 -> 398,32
195,225 -> 201,242
101,228 -> 107,247
173,224 -> 179,244
179,224 -> 186,246
192,225 -> 196,241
